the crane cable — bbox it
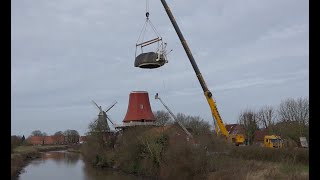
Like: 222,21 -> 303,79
145,0 -> 160,37
135,0 -> 161,48
146,0 -> 149,17
144,0 -> 168,101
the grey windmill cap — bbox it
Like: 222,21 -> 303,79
134,52 -> 167,69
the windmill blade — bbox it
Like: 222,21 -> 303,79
93,118 -> 99,125
105,101 -> 117,112
92,100 -> 102,112
106,116 -> 115,125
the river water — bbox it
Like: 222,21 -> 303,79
18,151 -> 148,180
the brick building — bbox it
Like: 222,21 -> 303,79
27,135 -> 66,145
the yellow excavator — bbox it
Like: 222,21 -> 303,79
158,0 -> 245,146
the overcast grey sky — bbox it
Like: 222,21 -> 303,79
11,0 -> 308,137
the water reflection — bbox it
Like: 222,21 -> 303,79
18,151 -> 150,180
82,161 -> 151,180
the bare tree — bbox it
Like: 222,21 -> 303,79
53,131 -> 64,144
256,106 -> 276,130
154,110 -> 173,126
277,97 -> 309,125
176,113 -> 211,135
296,97 -> 309,126
87,118 -> 113,149
31,130 -> 43,136
64,129 -> 80,144
276,97 -> 309,144
54,131 -> 63,136
31,130 -> 47,144
176,113 -> 191,125
11,135 -> 22,152
238,109 -> 259,145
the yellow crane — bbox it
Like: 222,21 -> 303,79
159,0 -> 245,145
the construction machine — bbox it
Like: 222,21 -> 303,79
158,0 -> 245,146
263,135 -> 283,148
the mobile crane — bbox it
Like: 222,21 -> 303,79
159,0 -> 245,145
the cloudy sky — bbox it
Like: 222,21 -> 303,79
11,0 -> 308,136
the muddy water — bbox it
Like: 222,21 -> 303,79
18,151 -> 149,180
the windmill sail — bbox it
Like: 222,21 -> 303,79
91,100 -> 117,131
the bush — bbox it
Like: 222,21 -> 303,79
11,136 -> 23,153
160,143 -> 209,179
81,135 -> 113,166
114,127 -> 168,176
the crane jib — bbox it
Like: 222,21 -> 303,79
160,0 -> 230,137
160,0 -> 208,93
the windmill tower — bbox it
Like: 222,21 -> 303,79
92,100 -> 117,133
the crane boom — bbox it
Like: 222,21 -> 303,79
160,0 -> 229,137
155,93 -> 193,138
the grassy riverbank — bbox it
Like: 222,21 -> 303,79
81,126 -> 309,179
66,144 -> 82,153
11,145 -> 69,179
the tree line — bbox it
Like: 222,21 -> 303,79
238,97 -> 309,145
29,129 -> 80,144
153,96 -> 309,146
153,110 -> 211,136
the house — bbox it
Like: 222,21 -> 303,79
51,135 -> 65,145
253,129 -> 268,146
44,136 -> 55,144
79,136 -> 87,144
27,136 -> 44,145
27,135 -> 66,145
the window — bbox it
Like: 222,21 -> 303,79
270,139 -> 281,143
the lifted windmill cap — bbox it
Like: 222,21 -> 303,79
134,52 -> 167,69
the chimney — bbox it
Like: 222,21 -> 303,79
123,91 -> 156,123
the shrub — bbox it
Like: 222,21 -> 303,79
11,136 -> 23,153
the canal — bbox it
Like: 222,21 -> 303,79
17,151 -> 149,180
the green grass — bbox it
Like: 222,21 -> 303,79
301,165 -> 309,172
35,145 -> 68,151
13,146 -> 37,155
13,145 -> 68,154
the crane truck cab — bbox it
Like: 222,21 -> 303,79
264,135 -> 283,148
229,134 -> 245,146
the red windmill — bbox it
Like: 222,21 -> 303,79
123,91 -> 156,123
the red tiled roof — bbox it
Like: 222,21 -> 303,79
80,136 -> 87,141
253,130 -> 268,142
27,136 -> 44,145
27,135 -> 66,145
225,124 -> 244,134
